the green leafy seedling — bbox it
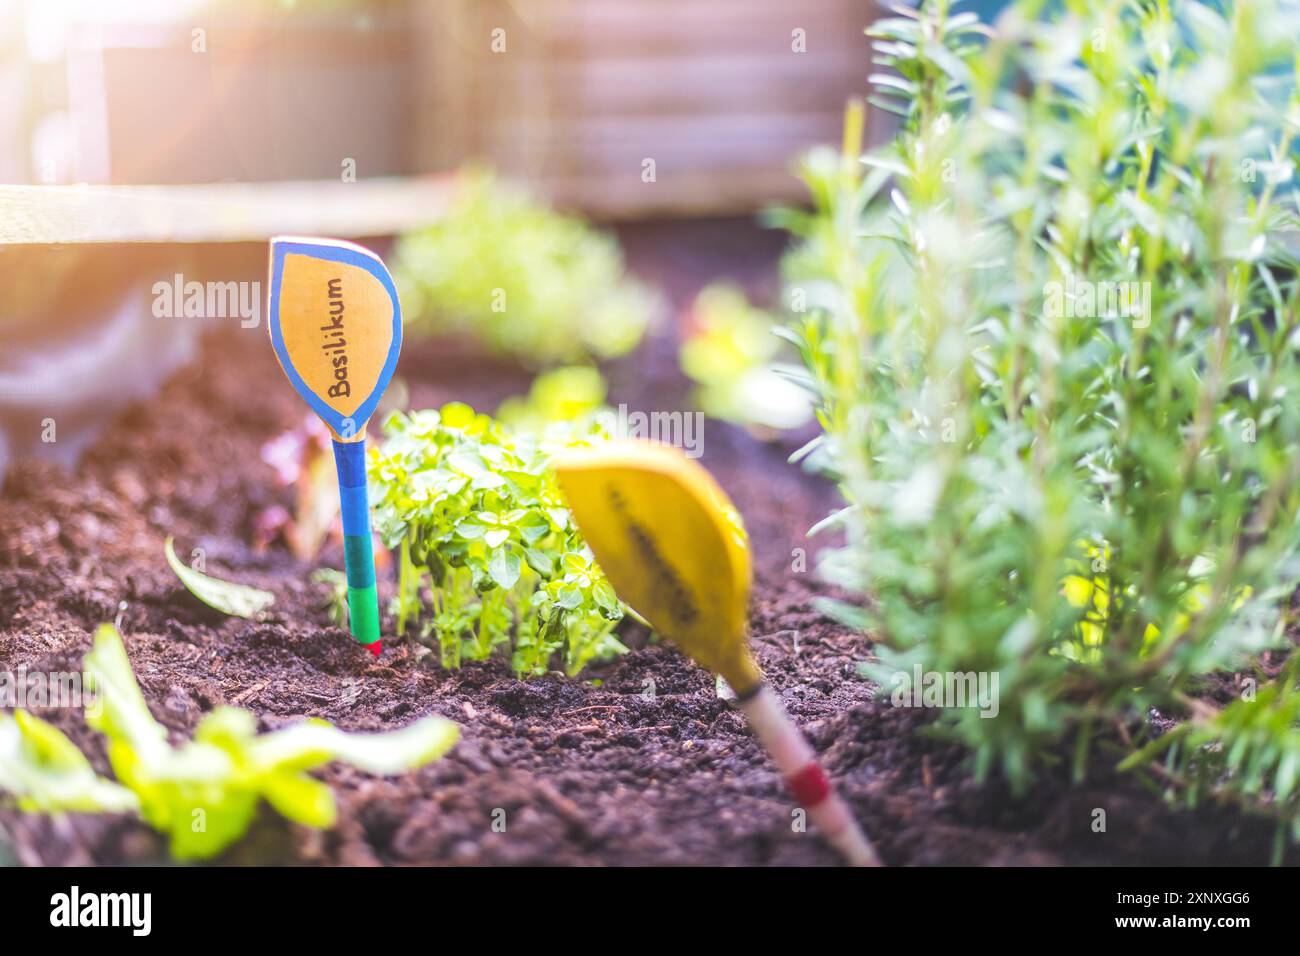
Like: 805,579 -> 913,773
679,282 -> 812,432
83,623 -> 458,859
369,402 -> 625,676
497,365 -> 609,433
311,567 -> 350,627
393,169 -> 657,366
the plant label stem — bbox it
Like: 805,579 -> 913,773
738,683 -> 881,866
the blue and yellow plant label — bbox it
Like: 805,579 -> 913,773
268,237 -> 402,441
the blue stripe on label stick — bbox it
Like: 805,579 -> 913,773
332,438 -> 368,488
339,484 -> 370,538
332,439 -> 372,543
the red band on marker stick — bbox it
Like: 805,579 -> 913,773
739,685 -> 881,864
787,762 -> 832,807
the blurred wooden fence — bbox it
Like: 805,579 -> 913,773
2,0 -> 882,232
413,0 -> 880,218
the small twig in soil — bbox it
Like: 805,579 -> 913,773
231,679 -> 270,705
534,780 -> 589,834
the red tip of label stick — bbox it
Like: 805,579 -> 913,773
367,641 -> 383,657
787,762 -> 832,807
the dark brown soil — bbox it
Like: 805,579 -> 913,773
1,223 -> 1292,866
1,327 -> 1290,868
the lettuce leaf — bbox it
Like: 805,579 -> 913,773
83,623 -> 459,859
0,709 -> 138,814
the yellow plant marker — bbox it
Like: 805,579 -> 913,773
268,237 -> 402,655
554,440 -> 881,866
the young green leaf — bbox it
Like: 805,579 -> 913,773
0,710 -> 138,814
311,567 -> 349,627
163,536 -> 275,619
524,547 -> 555,577
84,622 -> 170,766
488,547 -> 522,590
248,714 -> 460,776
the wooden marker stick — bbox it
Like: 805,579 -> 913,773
738,684 -> 880,866
554,440 -> 882,866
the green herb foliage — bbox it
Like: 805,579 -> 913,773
369,403 -> 625,676
782,0 -> 1300,835
497,365 -> 610,433
393,169 -> 657,366
679,282 -> 813,431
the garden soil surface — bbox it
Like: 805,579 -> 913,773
1,224 -> 1294,866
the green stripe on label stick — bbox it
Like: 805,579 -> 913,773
347,585 -> 381,646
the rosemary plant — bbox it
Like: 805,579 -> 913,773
783,0 -> 1300,845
